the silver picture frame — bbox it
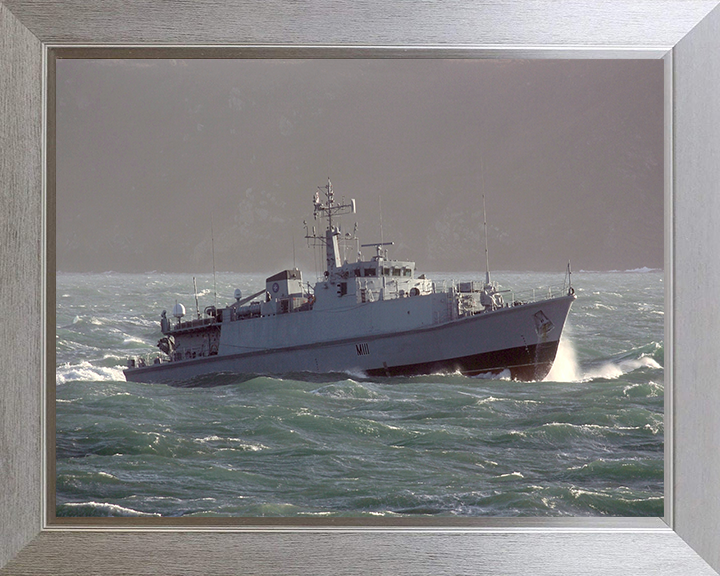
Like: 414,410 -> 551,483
2,1 -> 719,574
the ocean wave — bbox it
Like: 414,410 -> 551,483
622,381 -> 663,398
537,422 -> 657,442
55,271 -> 664,518
546,336 -> 662,383
66,315 -> 108,327
624,267 -> 662,273
56,501 -> 161,517
193,435 -> 266,452
590,302 -> 617,311
584,356 -> 661,381
56,361 -> 126,385
496,471 -> 525,479
564,458 -> 663,482
309,380 -> 380,400
472,369 -> 511,381
475,395 -> 500,405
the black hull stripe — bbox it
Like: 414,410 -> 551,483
365,341 -> 560,382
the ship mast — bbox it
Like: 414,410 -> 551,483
305,178 -> 356,276
483,194 -> 491,286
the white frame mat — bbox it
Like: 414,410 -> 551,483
2,1 -> 720,574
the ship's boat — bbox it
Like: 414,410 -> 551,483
124,180 -> 575,383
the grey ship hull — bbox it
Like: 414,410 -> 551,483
124,294 -> 574,384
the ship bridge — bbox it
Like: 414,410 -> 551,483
303,179 -> 436,308
341,258 -> 414,279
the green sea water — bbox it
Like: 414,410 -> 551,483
55,270 -> 664,517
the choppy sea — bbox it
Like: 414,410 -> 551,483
56,270 -> 664,518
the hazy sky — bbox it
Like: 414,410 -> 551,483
56,58 -> 663,274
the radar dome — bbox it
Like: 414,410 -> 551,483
234,288 -> 242,301
172,302 -> 186,319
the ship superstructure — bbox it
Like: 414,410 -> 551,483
125,180 -> 575,383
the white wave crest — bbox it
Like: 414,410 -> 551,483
585,356 -> 662,381
56,361 -> 126,385
61,501 -> 161,517
472,369 -> 511,381
623,381 -> 664,398
497,471 -> 525,479
624,267 -> 661,273
545,336 -> 661,383
193,435 -> 266,451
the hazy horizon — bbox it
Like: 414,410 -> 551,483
56,59 -> 663,274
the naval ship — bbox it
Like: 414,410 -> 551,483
124,180 -> 575,384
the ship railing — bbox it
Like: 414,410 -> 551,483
432,279 -> 482,295
508,284 -> 569,305
173,316 -> 216,331
431,279 -> 455,294
428,279 -> 569,304
131,341 -> 217,368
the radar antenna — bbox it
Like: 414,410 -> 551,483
311,178 -> 356,230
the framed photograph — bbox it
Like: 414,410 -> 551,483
51,55 -> 665,523
2,1 -> 720,575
